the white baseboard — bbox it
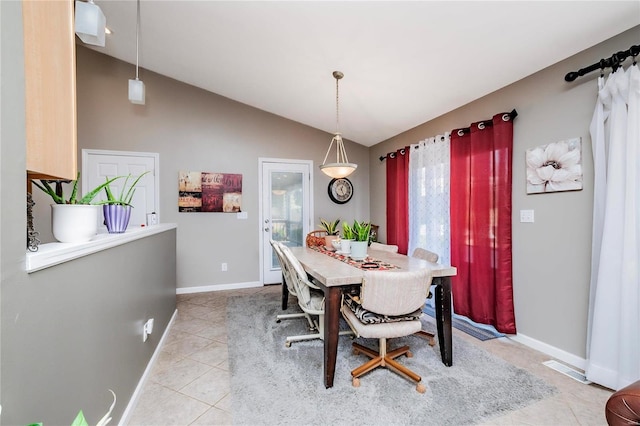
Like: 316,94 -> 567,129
118,309 -> 178,426
176,281 -> 262,294
509,332 -> 587,370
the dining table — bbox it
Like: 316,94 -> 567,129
286,246 -> 457,389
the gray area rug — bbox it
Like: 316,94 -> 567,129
227,292 -> 555,426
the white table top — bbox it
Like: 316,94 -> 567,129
289,246 -> 457,287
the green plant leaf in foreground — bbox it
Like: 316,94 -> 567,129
71,410 -> 88,426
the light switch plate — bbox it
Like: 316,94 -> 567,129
520,209 -> 535,223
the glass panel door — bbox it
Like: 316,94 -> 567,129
261,160 -> 312,284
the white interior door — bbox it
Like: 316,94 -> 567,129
260,159 -> 312,284
82,149 -> 159,230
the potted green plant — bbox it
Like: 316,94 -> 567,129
340,221 -> 355,254
101,172 -> 149,234
32,173 -> 120,243
349,220 -> 371,260
319,218 -> 340,248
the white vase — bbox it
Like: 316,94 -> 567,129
340,239 -> 352,254
350,241 -> 368,260
51,204 -> 100,243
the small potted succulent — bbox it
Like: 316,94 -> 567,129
32,173 -> 120,243
319,218 -> 340,249
101,172 -> 149,233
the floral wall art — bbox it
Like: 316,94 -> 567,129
526,137 -> 582,194
178,171 -> 243,212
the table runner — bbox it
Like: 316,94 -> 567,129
310,246 -> 400,270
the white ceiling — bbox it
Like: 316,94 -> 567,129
90,1 -> 639,147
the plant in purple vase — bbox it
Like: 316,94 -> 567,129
101,171 -> 150,233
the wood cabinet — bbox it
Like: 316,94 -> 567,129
23,0 -> 77,181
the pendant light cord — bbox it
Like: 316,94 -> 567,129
335,76 -> 340,134
135,0 -> 140,80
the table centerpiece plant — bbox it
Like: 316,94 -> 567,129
319,218 -> 340,249
346,220 -> 371,260
340,221 -> 355,254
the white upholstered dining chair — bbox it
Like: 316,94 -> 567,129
279,244 -> 352,347
341,269 -> 433,393
410,247 -> 440,346
369,242 -> 399,253
271,240 -> 316,331
412,247 -> 439,263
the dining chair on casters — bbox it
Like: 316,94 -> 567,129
369,242 -> 399,253
341,269 -> 434,393
411,247 -> 440,346
270,240 -> 316,331
280,244 -> 353,347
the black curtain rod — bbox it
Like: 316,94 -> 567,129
379,109 -> 518,162
565,44 -> 639,82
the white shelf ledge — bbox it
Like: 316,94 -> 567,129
26,223 -> 177,273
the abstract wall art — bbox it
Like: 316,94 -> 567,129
178,171 -> 242,212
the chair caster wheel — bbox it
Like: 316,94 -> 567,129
285,341 -> 291,348
406,350 -> 413,358
352,377 -> 360,388
276,319 -> 281,323
416,383 -> 426,393
352,348 -> 360,355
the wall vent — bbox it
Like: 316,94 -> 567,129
543,360 -> 591,384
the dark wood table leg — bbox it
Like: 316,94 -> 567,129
322,285 -> 341,388
434,276 -> 453,366
281,272 -> 289,310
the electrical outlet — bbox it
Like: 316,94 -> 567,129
221,262 -> 228,272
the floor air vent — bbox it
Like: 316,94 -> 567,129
543,360 -> 591,384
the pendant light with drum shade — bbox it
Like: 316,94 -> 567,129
128,0 -> 145,105
319,71 -> 357,179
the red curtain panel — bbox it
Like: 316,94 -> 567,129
450,113 -> 516,334
386,147 -> 410,254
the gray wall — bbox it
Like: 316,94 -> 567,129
1,0 -> 28,419
3,230 -> 176,425
369,26 -> 640,361
1,2 -> 176,424
48,46 -> 370,290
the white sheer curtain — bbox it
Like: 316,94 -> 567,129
586,62 -> 640,390
408,133 -> 451,266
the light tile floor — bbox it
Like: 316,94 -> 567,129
127,285 -> 613,425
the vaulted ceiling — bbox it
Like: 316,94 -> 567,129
90,1 -> 639,146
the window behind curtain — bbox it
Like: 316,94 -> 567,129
408,134 -> 451,266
